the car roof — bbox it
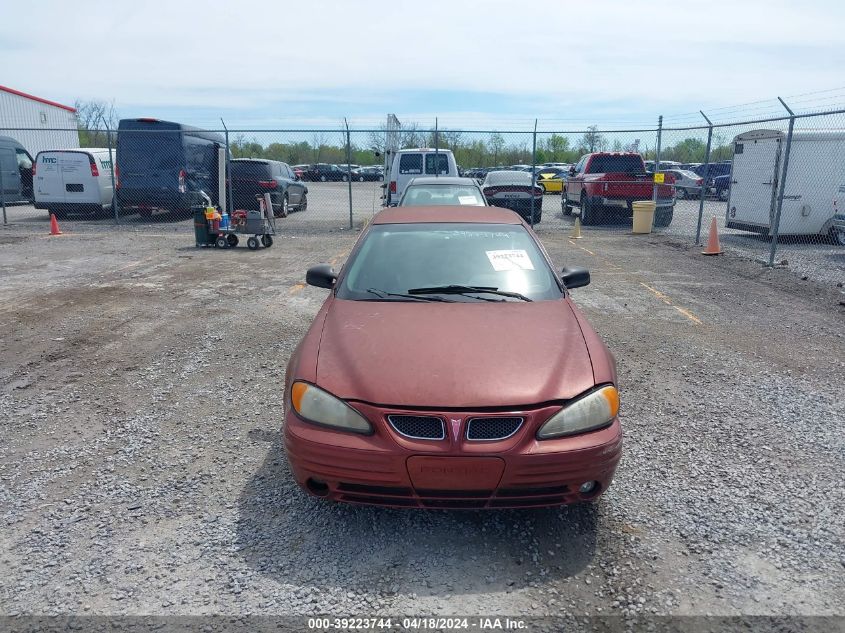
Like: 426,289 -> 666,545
372,205 -> 524,225
406,176 -> 479,186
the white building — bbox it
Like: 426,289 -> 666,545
0,85 -> 79,156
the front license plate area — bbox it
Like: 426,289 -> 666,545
406,456 -> 505,490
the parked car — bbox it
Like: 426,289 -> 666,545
33,149 -> 114,218
285,205 -> 620,509
481,170 -> 544,223
832,211 -> 845,246
356,166 -> 384,182
563,152 -> 674,226
292,164 -> 309,180
712,174 -> 731,201
535,167 -> 567,194
661,169 -> 704,199
387,148 -> 458,206
0,135 -> 34,202
305,163 -> 350,182
230,159 -> 307,217
398,177 -> 487,206
693,161 -> 732,183
115,118 -> 225,218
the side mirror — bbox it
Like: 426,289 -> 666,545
561,266 -> 590,289
568,167 -> 576,176
306,264 -> 337,289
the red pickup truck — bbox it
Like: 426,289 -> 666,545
562,152 -> 675,227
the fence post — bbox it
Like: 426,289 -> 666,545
0,160 -> 6,225
651,115 -> 663,208
100,116 -> 119,225
530,119 -> 537,228
434,118 -> 439,179
220,118 -> 233,215
768,98 -> 795,267
345,118 -> 353,229
695,111 -> 713,245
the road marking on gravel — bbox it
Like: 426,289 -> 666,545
567,239 -> 702,325
639,282 -> 703,325
289,284 -> 306,294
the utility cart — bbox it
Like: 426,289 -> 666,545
194,191 -> 276,250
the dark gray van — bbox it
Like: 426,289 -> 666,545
0,136 -> 35,203
115,118 -> 225,218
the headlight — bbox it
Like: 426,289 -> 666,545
537,385 -> 619,439
290,382 -> 372,434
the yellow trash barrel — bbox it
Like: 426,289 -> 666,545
632,200 -> 656,234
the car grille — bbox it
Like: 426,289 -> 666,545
466,417 -> 524,441
387,415 -> 445,440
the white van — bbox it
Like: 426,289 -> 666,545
387,148 -> 458,206
726,129 -> 845,241
34,149 -> 114,218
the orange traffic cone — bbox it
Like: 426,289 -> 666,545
702,216 -> 723,255
49,213 -> 63,236
569,216 -> 583,239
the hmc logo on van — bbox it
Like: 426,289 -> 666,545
42,156 -> 57,164
100,159 -> 112,169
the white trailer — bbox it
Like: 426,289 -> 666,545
726,129 -> 845,244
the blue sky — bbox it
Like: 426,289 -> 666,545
3,0 -> 845,131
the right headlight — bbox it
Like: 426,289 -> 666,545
290,381 -> 373,434
536,385 -> 619,439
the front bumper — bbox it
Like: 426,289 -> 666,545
283,403 -> 622,509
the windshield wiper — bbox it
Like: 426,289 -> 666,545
365,288 -> 454,302
407,285 -> 533,302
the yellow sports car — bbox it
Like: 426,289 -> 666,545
535,167 -> 566,194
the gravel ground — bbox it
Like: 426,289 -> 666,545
0,205 -> 843,629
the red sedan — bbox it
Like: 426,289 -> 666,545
283,206 -> 621,509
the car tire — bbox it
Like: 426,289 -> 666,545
378,175 -> 384,182
718,188 -> 729,201
562,190 -> 573,216
320,175 -> 327,182
538,183 -> 546,194
358,176 -> 364,182
579,194 -> 599,225
341,174 -> 348,183
832,228 -> 845,246
226,234 -> 239,247
298,193 -> 308,212
676,188 -> 686,200
215,235 -> 228,249
654,206 -> 674,228
280,194 -> 289,218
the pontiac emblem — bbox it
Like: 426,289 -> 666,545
450,418 -> 462,441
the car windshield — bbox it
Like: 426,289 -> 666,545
400,184 -> 485,206
587,155 -> 644,174
484,171 -> 532,186
337,223 -> 561,302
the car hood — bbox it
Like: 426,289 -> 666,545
315,298 -> 595,408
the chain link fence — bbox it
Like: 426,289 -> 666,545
1,106 -> 843,283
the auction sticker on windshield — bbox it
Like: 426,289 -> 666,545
486,250 -> 535,271
458,196 -> 478,205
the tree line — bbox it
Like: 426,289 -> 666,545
74,101 -> 736,167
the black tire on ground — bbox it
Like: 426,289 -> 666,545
226,234 -> 239,247
247,236 -> 259,250
358,176 -> 364,182
215,236 -> 228,249
579,194 -> 602,225
378,175 -> 384,181
279,195 -> 289,218
261,235 -> 273,248
654,206 -> 674,228
718,188 -> 729,201
298,193 -> 308,212
538,183 -> 546,194
341,175 -> 348,182
320,175 -> 327,182
676,188 -> 686,200
562,191 -> 573,216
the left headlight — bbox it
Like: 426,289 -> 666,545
536,385 -> 619,440
290,381 -> 373,434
